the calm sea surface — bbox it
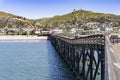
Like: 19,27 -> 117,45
0,40 -> 74,80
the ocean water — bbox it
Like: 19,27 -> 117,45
0,40 -> 74,80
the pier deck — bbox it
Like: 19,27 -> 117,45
112,44 -> 120,57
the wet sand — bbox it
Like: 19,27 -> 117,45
0,35 -> 48,41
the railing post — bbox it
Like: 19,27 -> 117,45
101,37 -> 105,80
90,44 -> 94,80
81,45 -> 86,80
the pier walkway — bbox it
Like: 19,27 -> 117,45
106,38 -> 120,80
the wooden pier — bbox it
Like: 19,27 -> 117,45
50,34 -> 105,80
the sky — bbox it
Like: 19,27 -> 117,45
0,0 -> 120,19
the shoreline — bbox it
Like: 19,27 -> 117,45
0,35 -> 48,41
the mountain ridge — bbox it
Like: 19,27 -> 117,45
0,10 -> 120,30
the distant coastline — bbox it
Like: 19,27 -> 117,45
0,35 -> 48,41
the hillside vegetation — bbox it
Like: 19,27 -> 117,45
33,10 -> 119,30
0,10 -> 120,35
0,11 -> 17,18
0,11 -> 31,28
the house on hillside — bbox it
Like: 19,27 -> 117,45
21,28 -> 34,35
35,30 -> 40,35
105,26 -> 113,31
113,27 -> 120,31
52,29 -> 63,34
71,28 -> 76,33
5,28 -> 20,35
86,22 -> 99,26
0,28 -> 5,35
86,22 -> 100,30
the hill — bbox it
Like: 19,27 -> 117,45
0,10 -> 120,35
0,11 -> 32,28
33,10 -> 120,30
0,11 -> 16,18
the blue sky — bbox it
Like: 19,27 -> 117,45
0,0 -> 120,19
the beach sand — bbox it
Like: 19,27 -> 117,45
0,35 -> 48,41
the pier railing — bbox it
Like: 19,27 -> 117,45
50,34 -> 105,80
